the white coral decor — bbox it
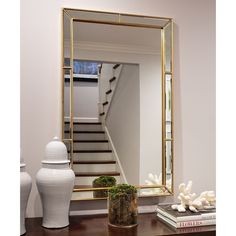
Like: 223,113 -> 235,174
171,181 -> 216,212
141,173 -> 171,195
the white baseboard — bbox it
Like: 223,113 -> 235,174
104,126 -> 128,184
70,205 -> 157,216
64,116 -> 99,122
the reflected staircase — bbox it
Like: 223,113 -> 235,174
64,122 -> 120,200
64,63 -> 122,200
99,64 -> 121,119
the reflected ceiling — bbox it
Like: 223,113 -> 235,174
64,21 -> 161,53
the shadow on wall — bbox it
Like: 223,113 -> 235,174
33,191 -> 42,217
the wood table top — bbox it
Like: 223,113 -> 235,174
25,213 -> 216,236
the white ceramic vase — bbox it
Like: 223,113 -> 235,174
36,137 -> 75,228
20,157 -> 32,235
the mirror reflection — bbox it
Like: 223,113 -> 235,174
62,9 -> 173,200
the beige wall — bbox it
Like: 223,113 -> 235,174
21,0 -> 215,217
106,64 -> 140,185
64,82 -> 99,120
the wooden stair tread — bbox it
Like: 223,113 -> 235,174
64,130 -> 105,133
113,64 -> 120,69
105,89 -> 112,95
69,150 -> 112,153
109,76 -> 116,83
73,140 -> 108,143
73,160 -> 116,164
64,77 -> 98,83
102,101 -> 108,106
75,171 -> 120,177
64,122 -> 102,125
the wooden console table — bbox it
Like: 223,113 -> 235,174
25,213 -> 216,236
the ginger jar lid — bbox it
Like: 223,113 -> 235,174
42,137 -> 70,164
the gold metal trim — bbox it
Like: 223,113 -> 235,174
71,185 -> 172,201
63,138 -> 73,142
163,20 -> 171,29
62,138 -> 73,166
69,18 -> 74,169
61,8 -> 174,200
61,9 -> 65,140
74,187 -> 111,192
63,7 -> 173,21
73,184 -> 165,192
64,9 -> 73,19
71,194 -> 172,201
165,138 -> 173,141
164,185 -> 173,194
71,191 -> 172,202
71,191 -> 173,202
171,20 -> 174,193
73,18 -> 163,29
161,28 -> 166,186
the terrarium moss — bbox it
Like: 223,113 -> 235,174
92,176 -> 116,198
108,184 -> 138,227
109,184 -> 137,200
93,176 -> 116,186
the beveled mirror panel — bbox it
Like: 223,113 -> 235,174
61,9 -> 174,200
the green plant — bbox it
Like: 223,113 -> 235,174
109,184 -> 137,200
108,184 -> 138,227
93,176 -> 116,187
92,176 -> 116,198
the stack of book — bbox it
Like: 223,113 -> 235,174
156,204 -> 216,228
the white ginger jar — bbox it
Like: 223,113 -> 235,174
20,157 -> 32,235
36,137 -> 75,228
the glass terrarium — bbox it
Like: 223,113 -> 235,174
108,184 -> 138,228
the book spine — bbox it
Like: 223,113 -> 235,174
176,213 -> 216,222
177,219 -> 216,228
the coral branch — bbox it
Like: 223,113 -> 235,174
171,181 -> 216,212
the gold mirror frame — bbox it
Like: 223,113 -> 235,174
61,8 -> 174,200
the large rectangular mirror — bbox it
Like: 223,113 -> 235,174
61,9 -> 174,200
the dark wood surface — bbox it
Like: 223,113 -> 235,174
73,160 -> 116,164
113,64 -> 120,69
109,76 -> 117,82
72,150 -> 112,153
65,77 -> 98,83
25,213 -> 216,236
64,130 -> 105,133
75,171 -> 120,177
73,140 -> 109,143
